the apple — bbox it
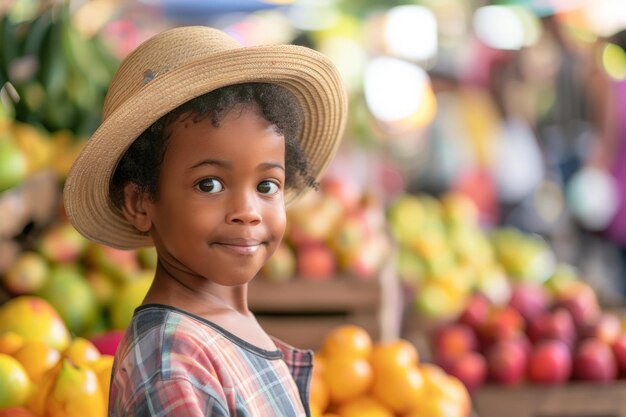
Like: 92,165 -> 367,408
485,337 -> 529,386
0,134 -> 27,192
579,312 -> 622,345
287,194 -> 343,246
443,351 -> 488,393
328,210 -> 371,269
260,242 -> 296,282
527,307 -> 577,348
573,337 -> 617,382
2,251 -> 49,295
296,243 -> 336,280
36,222 -> 89,264
432,323 -> 479,364
345,235 -> 389,280
86,243 -> 141,283
611,332 -> 626,376
458,293 -> 491,332
36,265 -> 100,335
554,281 -> 600,329
507,282 -> 550,323
479,306 -> 525,347
527,339 -> 572,384
321,176 -> 362,214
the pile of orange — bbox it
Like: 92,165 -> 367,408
310,325 -> 472,417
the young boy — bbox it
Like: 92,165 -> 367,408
63,26 -> 347,416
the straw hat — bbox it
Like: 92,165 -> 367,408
63,26 -> 347,249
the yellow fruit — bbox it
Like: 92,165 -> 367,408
323,355 -> 373,404
13,341 -> 60,384
47,359 -> 106,417
0,332 -> 25,355
336,396 -> 394,417
371,364 -> 425,414
322,325 -> 372,360
0,296 -> 71,351
90,354 -> 114,400
0,354 -> 32,409
109,272 -> 153,330
63,337 -> 101,368
26,361 -> 60,416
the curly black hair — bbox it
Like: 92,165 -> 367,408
109,83 -> 317,208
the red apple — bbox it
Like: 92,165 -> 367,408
579,312 -> 622,345
485,336 -> 529,386
527,339 -> 572,384
443,351 -> 488,393
432,323 -> 479,363
296,243 -> 336,280
479,306 -> 525,347
321,176 -> 362,214
507,283 -> 550,323
527,308 -> 576,348
573,337 -> 617,382
611,332 -> 626,376
458,293 -> 491,332
554,281 -> 600,329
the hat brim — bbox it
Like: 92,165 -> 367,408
63,45 -> 347,249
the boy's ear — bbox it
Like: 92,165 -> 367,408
120,183 -> 152,233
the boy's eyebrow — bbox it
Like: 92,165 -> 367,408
189,159 -> 230,170
188,159 -> 285,171
258,162 -> 285,172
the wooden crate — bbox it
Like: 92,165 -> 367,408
474,382 -> 626,417
248,257 -> 402,350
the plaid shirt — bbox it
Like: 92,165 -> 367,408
109,304 -> 313,417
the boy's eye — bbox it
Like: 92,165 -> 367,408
257,180 -> 279,195
197,178 -> 223,193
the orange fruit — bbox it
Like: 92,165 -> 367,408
13,341 -> 61,384
370,339 -> 419,375
371,364 -> 425,414
336,396 -> 394,417
417,364 -> 472,417
313,352 -> 327,376
310,372 -> 330,412
323,355 -> 373,404
322,325 -> 372,359
406,395 -> 468,417
63,337 -> 101,367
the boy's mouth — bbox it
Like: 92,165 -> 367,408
214,238 -> 264,255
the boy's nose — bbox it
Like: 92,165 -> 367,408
225,195 -> 262,225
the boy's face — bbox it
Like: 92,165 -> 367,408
143,106 -> 287,286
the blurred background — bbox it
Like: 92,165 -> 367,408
2,0 -> 626,416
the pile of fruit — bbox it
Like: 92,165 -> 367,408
387,192 -> 557,319
260,176 -> 392,282
1,219 -> 155,338
311,324 -> 471,417
0,296 -> 114,416
431,278 -> 626,392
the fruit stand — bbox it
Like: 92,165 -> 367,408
2,1 -> 626,416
